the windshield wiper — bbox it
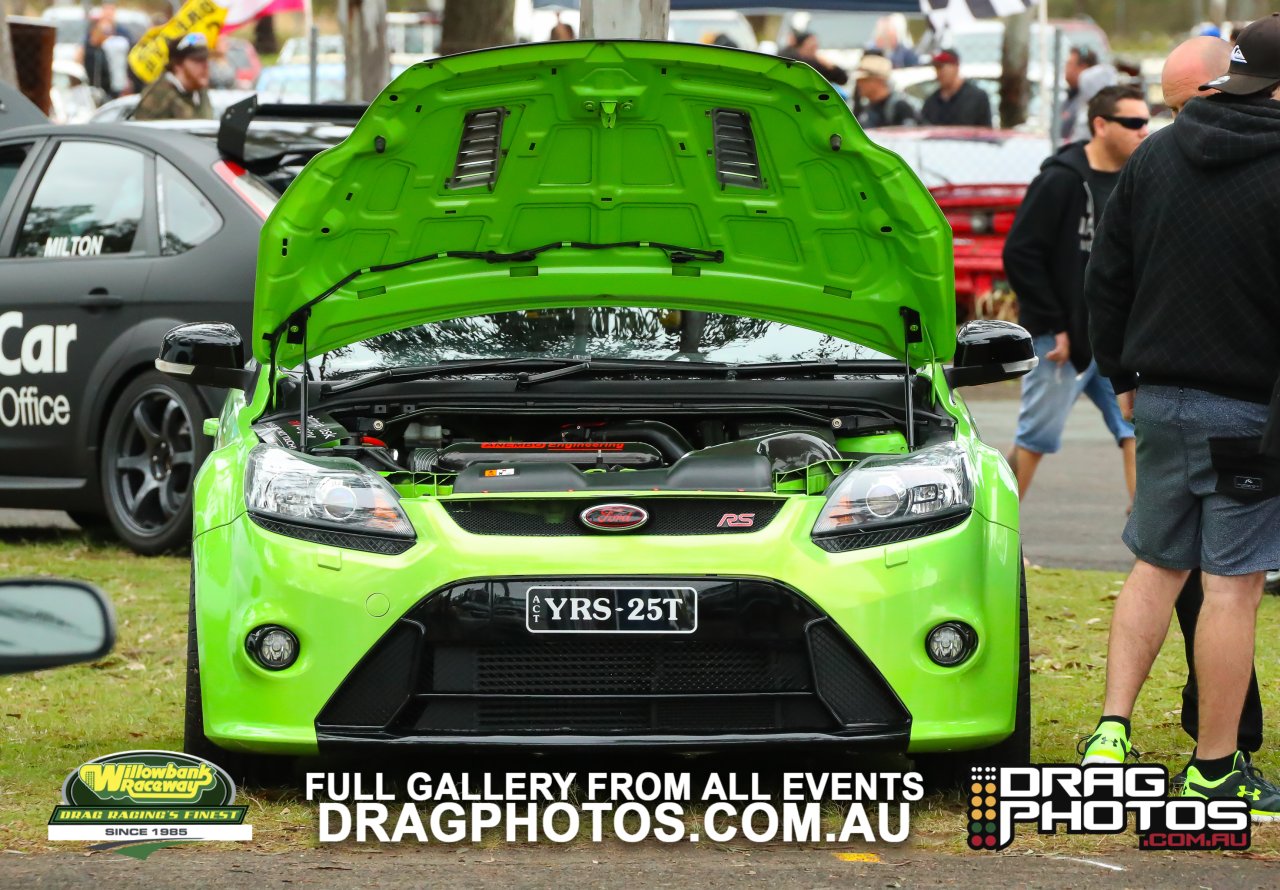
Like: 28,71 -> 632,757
325,357 -> 909,395
322,357 -> 580,395
513,358 -> 906,387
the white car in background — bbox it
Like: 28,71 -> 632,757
668,10 -> 758,50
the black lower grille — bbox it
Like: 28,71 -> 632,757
411,697 -> 832,734
809,620 -> 910,726
442,498 -> 785,536
432,639 -> 811,695
316,578 -> 909,740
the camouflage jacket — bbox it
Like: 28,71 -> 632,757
132,74 -> 213,121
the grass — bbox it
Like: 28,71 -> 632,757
1,531 -> 1278,856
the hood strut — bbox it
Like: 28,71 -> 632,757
900,307 -> 922,451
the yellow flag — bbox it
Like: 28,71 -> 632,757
127,0 -> 228,85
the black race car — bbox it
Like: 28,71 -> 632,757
0,84 -> 355,553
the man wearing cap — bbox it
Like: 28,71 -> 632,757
853,53 -> 919,129
1153,35 -> 1266,794
921,49 -> 992,127
1080,14 -> 1280,819
133,32 -> 214,121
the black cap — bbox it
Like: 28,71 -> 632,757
1200,13 -> 1280,95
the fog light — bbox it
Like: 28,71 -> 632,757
246,625 -> 299,670
926,622 -> 976,666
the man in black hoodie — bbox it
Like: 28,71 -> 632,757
1002,86 -> 1148,502
1080,15 -> 1280,819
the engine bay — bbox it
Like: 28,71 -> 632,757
253,400 -> 953,497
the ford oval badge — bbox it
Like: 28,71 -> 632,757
580,503 -> 649,531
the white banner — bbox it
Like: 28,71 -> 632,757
48,825 -> 253,841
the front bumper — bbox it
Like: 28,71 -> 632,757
191,496 -> 1021,755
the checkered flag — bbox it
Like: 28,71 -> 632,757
921,0 -> 1041,32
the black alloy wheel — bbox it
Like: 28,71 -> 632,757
101,371 -> 210,554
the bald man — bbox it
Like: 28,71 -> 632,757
1162,35 -> 1231,114
1147,34 -> 1263,791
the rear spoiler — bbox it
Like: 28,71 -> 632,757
217,95 -> 368,169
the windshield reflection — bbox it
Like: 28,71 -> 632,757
320,308 -> 891,378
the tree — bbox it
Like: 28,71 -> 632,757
1000,10 -> 1032,130
439,0 -> 514,55
344,0 -> 389,103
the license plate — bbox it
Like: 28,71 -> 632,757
526,586 -> 697,634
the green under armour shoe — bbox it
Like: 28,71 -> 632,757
1078,720 -> 1133,765
1181,752 -> 1280,822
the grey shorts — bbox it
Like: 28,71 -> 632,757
1123,385 -> 1280,576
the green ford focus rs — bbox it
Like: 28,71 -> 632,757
159,41 -> 1037,781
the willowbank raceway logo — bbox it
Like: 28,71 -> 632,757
966,765 -> 1250,852
48,750 -> 251,858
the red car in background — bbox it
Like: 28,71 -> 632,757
868,128 -> 1050,319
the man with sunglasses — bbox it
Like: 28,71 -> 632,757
1081,15 -> 1280,820
133,32 -> 214,122
1002,85 -> 1148,508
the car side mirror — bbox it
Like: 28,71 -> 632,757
156,322 -> 253,390
0,579 -> 115,676
946,320 -> 1037,388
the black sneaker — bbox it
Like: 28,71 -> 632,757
1181,751 -> 1280,822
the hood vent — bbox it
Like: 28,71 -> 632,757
711,109 -> 763,189
449,108 -> 505,190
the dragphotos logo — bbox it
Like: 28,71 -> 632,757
967,765 -> 1250,851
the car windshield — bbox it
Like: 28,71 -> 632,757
872,135 -> 1048,187
320,307 -> 892,378
669,16 -> 755,49
920,24 -> 1108,67
255,68 -> 347,103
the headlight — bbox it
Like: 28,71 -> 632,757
244,445 -> 414,542
813,443 -> 972,537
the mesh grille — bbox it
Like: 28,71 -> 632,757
812,512 -> 969,553
318,625 -> 420,727
443,498 -> 785,536
431,639 -> 812,695
412,697 -> 831,734
249,514 -> 415,555
808,620 -> 908,727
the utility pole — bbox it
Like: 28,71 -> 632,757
438,0 -> 514,54
344,0 -> 389,103
580,0 -> 669,39
1000,9 -> 1032,130
0,3 -> 16,88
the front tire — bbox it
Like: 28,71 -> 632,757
100,371 -> 210,554
914,564 -> 1031,789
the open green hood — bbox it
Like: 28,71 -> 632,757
255,41 -> 954,368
